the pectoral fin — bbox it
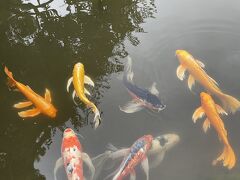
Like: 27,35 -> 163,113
84,75 -> 94,87
207,74 -> 219,86
149,82 -> 159,96
130,171 -> 136,180
72,90 -> 77,105
203,118 -> 210,133
13,101 -> 33,109
67,77 -> 73,92
196,59 -> 205,68
141,158 -> 149,180
82,153 -> 95,180
54,157 -> 63,180
84,88 -> 91,96
45,89 -> 52,103
188,75 -> 195,90
119,100 -> 143,113
18,108 -> 40,118
176,65 -> 186,80
215,104 -> 228,115
192,106 -> 205,123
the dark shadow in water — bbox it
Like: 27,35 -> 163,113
0,0 -> 156,179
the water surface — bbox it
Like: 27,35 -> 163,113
1,0 -> 240,179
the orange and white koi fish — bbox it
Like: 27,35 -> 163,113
54,128 -> 95,180
4,67 -> 57,118
192,92 -> 236,169
176,50 -> 240,113
67,63 -> 101,129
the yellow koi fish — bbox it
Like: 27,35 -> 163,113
193,92 -> 236,169
176,50 -> 240,113
5,67 -> 57,118
67,63 -> 101,129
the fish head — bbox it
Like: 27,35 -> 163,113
47,106 -> 57,118
155,133 -> 180,150
175,50 -> 193,65
146,93 -> 166,112
63,128 -> 76,139
74,62 -> 84,69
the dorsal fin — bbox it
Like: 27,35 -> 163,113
149,82 -> 159,96
195,59 -> 205,68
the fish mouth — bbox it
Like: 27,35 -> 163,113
157,105 -> 166,112
151,105 -> 166,112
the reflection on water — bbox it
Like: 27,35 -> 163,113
1,0 -> 240,179
0,0 -> 156,179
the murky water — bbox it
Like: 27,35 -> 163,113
1,0 -> 240,179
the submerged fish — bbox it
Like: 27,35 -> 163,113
4,66 -> 57,118
67,62 -> 101,129
176,50 -> 240,113
92,133 -> 179,180
54,128 -> 95,180
192,92 -> 236,169
120,57 -> 166,113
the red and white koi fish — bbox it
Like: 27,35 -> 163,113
54,128 -> 95,180
67,63 -> 101,129
4,66 -> 57,118
176,50 -> 240,113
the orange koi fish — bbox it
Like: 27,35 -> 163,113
176,50 -> 240,113
4,67 -> 57,118
193,92 -> 236,169
67,63 -> 101,129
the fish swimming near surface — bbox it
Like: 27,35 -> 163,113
67,62 -> 101,129
192,92 -> 236,169
176,50 -> 240,113
119,57 -> 166,113
4,66 -> 57,118
54,128 -> 95,180
92,133 -> 179,180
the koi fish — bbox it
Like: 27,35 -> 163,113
119,57 -> 166,113
4,66 -> 57,118
192,92 -> 236,169
54,128 -> 95,180
93,133 -> 179,180
67,62 -> 101,129
176,50 -> 240,113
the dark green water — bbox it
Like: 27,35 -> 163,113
1,0 -> 240,179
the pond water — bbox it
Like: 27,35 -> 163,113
1,0 -> 240,179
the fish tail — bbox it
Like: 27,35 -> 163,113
213,144 -> 236,169
4,66 -> 17,88
217,92 -> 240,114
92,151 -> 112,180
91,106 -> 101,129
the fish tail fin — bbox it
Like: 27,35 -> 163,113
4,66 -> 16,88
213,144 -> 236,169
91,107 -> 101,129
217,92 -> 240,114
92,151 -> 112,180
124,56 -> 134,82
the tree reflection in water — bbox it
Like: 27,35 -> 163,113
0,0 -> 156,179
